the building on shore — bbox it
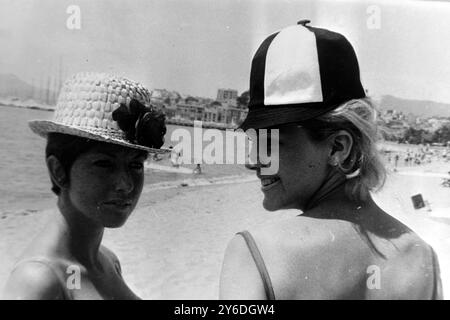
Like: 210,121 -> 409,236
150,88 -> 248,128
216,89 -> 238,105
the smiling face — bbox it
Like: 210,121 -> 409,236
250,125 -> 331,211
65,143 -> 147,228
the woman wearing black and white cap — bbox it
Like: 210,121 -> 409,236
219,21 -> 442,299
2,72 -> 168,299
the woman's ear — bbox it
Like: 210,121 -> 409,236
327,130 -> 354,165
46,155 -> 68,190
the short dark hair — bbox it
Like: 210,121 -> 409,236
45,133 -> 148,195
45,133 -> 103,195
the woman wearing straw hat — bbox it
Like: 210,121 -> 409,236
2,72 -> 168,300
219,21 -> 442,299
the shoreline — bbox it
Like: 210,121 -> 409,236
0,103 -> 239,130
0,102 -> 54,112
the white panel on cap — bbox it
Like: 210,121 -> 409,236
264,25 -> 323,105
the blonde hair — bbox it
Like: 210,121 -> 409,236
302,98 -> 386,201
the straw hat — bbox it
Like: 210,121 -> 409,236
29,72 -> 170,154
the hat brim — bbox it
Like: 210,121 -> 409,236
237,102 -> 340,131
28,120 -> 171,154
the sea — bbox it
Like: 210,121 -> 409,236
0,106 -> 249,212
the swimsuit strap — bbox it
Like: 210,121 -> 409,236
430,248 -> 443,300
237,231 -> 275,300
12,257 -> 73,300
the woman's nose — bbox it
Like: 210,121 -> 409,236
245,157 -> 272,170
246,142 -> 261,170
246,146 -> 272,170
115,170 -> 134,193
246,161 -> 271,171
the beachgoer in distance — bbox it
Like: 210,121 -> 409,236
2,72 -> 168,300
220,21 -> 442,299
170,146 -> 182,168
193,164 -> 202,174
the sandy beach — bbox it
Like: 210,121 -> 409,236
1,161 -> 449,299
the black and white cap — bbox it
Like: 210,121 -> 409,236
239,20 -> 366,130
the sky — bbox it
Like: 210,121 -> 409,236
1,0 -> 450,103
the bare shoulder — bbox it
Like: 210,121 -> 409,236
2,261 -> 65,300
374,230 -> 438,298
244,213 -> 434,299
221,211 -> 438,299
100,245 -> 119,262
100,245 -> 122,274
259,212 -> 437,298
220,216 -> 346,298
219,233 -> 268,299
250,214 -> 356,250
250,215 -> 362,268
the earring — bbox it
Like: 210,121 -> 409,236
336,160 -> 361,179
345,168 -> 361,179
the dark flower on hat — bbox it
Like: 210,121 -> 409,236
112,99 -> 166,148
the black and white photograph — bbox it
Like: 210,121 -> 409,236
0,0 -> 449,304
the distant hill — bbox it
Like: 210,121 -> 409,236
0,73 -> 58,105
376,95 -> 450,118
2,73 -> 449,118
